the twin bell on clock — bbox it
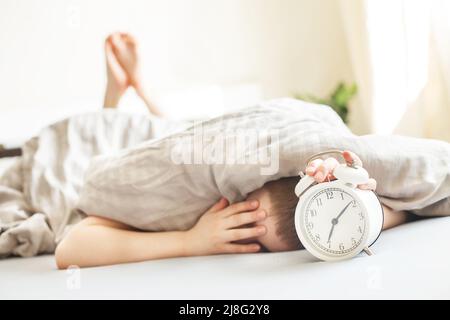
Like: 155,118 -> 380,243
294,150 -> 384,262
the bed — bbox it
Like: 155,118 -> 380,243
1,132 -> 450,300
0,159 -> 449,301
1,217 -> 450,299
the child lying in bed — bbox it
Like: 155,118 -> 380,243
56,152 -> 410,269
54,33 -> 415,269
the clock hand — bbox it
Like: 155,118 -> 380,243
327,201 -> 353,243
335,201 -> 353,221
327,224 -> 335,243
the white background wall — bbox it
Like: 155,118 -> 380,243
0,0 -> 353,145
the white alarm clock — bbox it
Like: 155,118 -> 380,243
294,151 -> 384,261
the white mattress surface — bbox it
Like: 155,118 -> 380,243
1,217 -> 449,299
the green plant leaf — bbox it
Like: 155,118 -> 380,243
295,82 -> 358,124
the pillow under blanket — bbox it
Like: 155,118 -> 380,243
77,98 -> 450,231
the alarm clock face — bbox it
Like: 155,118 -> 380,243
296,185 -> 368,260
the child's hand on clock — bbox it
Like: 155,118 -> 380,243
305,150 -> 377,191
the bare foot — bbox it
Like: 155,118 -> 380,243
104,34 -> 129,108
111,33 -> 164,117
110,33 -> 141,90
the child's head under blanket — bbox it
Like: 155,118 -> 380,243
246,177 -> 303,252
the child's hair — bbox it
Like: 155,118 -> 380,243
264,176 -> 303,250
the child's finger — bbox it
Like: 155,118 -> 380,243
224,210 -> 266,229
314,157 -> 339,182
222,243 -> 261,254
326,157 -> 341,180
343,150 -> 363,167
221,200 -> 259,217
306,159 -> 323,176
358,178 -> 377,191
225,226 -> 267,242
206,197 -> 229,213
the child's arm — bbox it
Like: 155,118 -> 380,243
55,198 -> 267,269
381,205 -> 411,230
55,216 -> 188,269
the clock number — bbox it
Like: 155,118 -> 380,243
315,234 -> 321,242
309,209 -> 317,217
316,198 -> 323,207
351,200 -> 357,208
306,222 -> 314,230
326,191 -> 334,200
340,192 -> 344,200
351,238 -> 357,246
339,243 -> 345,251
358,212 -> 364,220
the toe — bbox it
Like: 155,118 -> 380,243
105,39 -> 114,59
121,33 -> 137,46
111,33 -> 122,47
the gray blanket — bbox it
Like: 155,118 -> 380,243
0,111 -> 181,257
1,99 -> 449,257
77,99 -> 450,233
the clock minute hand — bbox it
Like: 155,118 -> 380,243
327,201 -> 353,243
335,201 -> 353,221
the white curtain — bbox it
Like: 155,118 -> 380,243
339,0 -> 450,141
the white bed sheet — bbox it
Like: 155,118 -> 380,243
1,217 -> 449,299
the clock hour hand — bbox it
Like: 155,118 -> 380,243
327,224 -> 335,243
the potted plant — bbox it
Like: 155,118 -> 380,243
295,82 -> 357,124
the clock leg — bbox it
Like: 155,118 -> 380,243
363,247 -> 374,256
